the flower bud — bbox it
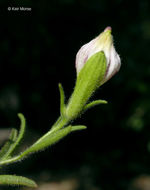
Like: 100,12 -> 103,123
76,26 -> 121,84
65,27 -> 121,120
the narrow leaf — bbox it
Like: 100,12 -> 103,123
15,113 -> 26,147
21,126 -> 72,156
0,113 -> 26,161
58,83 -> 66,116
71,125 -> 87,132
83,99 -> 107,111
0,129 -> 18,161
0,175 -> 37,188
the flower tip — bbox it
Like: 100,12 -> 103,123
104,26 -> 112,32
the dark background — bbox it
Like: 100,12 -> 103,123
0,0 -> 150,190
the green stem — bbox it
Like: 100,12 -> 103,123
0,155 -> 21,166
51,116 -> 62,129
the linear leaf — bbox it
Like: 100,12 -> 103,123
71,125 -> 87,132
14,113 -> 26,148
0,113 -> 26,161
83,99 -> 108,111
21,126 -> 72,156
0,129 -> 18,161
0,175 -> 37,188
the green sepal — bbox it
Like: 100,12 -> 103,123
66,51 -> 107,120
83,99 -> 108,111
58,83 -> 66,117
21,126 -> 72,156
0,129 -> 18,161
0,175 -> 37,188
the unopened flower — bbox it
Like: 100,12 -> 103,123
75,26 -> 121,84
65,27 -> 121,120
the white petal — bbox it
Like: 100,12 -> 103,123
75,27 -> 121,84
75,37 -> 98,74
104,45 -> 121,83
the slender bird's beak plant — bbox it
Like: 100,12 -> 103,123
0,27 -> 121,188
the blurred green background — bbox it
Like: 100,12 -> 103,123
0,0 -> 150,190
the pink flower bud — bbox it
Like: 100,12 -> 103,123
75,27 -> 121,83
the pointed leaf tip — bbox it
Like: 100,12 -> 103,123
71,125 -> 87,132
83,99 -> 108,112
0,175 -> 37,188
